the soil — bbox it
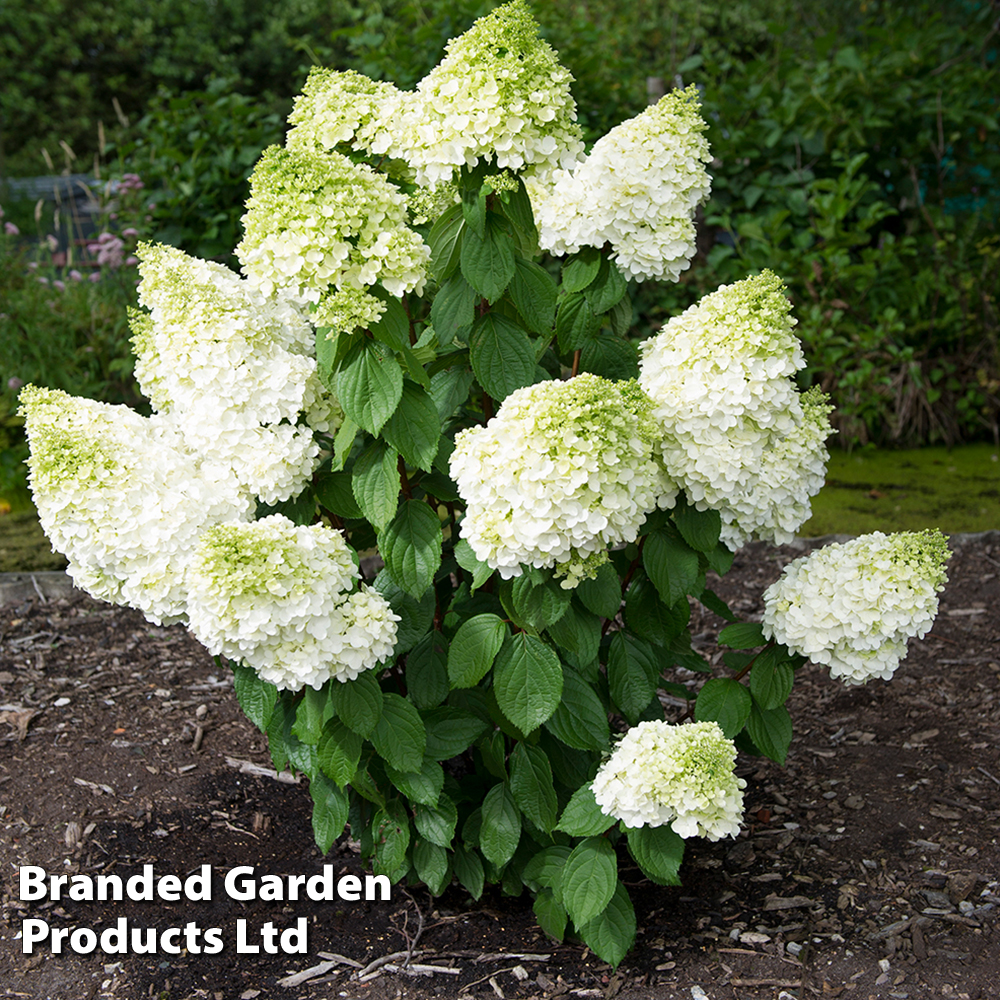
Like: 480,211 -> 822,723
1,535 -> 998,1000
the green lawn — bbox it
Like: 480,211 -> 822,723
802,443 -> 1000,537
2,443 -> 998,573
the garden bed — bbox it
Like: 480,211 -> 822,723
1,535 -> 998,1000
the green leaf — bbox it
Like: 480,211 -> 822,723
496,176 -> 538,246
266,697 -> 294,772
317,719 -> 362,788
750,649 -> 795,711
413,839 -> 450,896
330,416 -> 358,472
479,729 -> 507,780
429,202 -> 465,281
430,366 -> 475,420
626,825 -> 685,886
694,678 -> 752,738
556,784 -> 614,837
546,601 -> 600,664
256,487 -> 316,526
336,338 -> 403,436
292,685 -> 332,745
454,537 -> 494,591
381,499 -> 442,600
452,844 -> 485,899
422,706 -> 490,760
533,889 -> 567,941
556,292 -> 600,353
645,528 -> 700,607
747,703 -> 793,764
405,632 -> 450,710
469,312 -> 536,402
382,381 -> 441,473
509,743 -> 558,834
310,772 -> 349,854
448,613 -> 507,688
544,665 -> 609,751
352,439 -> 400,531
329,670 -> 383,738
700,588 -> 737,622
625,573 -> 690,646
375,571 -> 435,654
460,211 -> 516,303
371,693 -> 426,773
521,845 -> 572,895
674,503 -> 722,554
575,561 -> 622,619
462,185 -> 487,238
584,256 -> 628,314
385,757 -> 444,807
706,540 -> 735,576
579,334 -> 638,380
578,881 -> 636,969
718,622 -> 767,649
561,836 -> 616,927
493,633 -> 564,733
480,783 -> 521,867
607,633 -> 658,724
608,296 -> 632,338
510,257 -> 557,335
373,800 -> 410,880
430,273 -> 477,346
315,470 -> 363,519
233,664 -> 277,733
511,571 -> 571,631
368,291 -> 411,352
561,247 -> 602,293
414,795 -> 458,848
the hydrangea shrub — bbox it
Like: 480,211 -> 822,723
18,0 -> 951,968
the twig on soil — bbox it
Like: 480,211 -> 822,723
355,949 -> 423,980
30,574 -> 47,603
225,756 -> 300,784
977,766 -> 1000,787
317,951 -> 364,968
459,966 -> 523,994
278,959 -> 344,987
395,888 -> 426,968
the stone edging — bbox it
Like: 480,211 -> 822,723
2,531 -> 996,607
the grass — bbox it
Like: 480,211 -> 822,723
2,443 -> 999,573
801,443 -> 1000,537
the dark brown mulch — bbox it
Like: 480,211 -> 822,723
1,535 -> 998,1000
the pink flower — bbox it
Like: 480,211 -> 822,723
4,222 -> 19,236
122,227 -> 139,239
124,256 -> 138,267
37,276 -> 50,285
45,234 -> 59,251
7,377 -> 24,391
69,269 -> 83,281
53,280 -> 66,292
27,262 -> 39,270
89,273 -> 101,283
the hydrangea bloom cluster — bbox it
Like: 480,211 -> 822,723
592,721 -> 746,840
528,87 -> 711,280
450,374 -> 675,586
185,516 -> 399,691
132,243 -> 338,504
762,530 -> 950,685
18,386 -> 250,625
639,271 -> 831,545
237,146 -> 429,332
399,0 -> 584,185
286,68 -> 409,161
